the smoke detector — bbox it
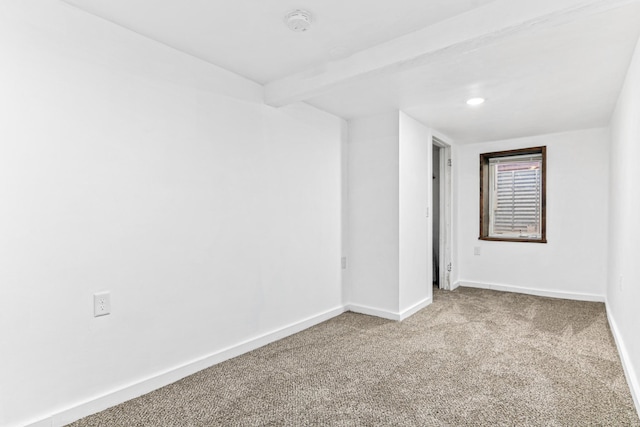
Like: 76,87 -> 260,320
285,10 -> 312,32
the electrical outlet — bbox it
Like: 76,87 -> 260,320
474,246 -> 481,256
94,292 -> 111,317
618,275 -> 624,292
341,256 -> 347,269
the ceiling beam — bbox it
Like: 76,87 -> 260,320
264,0 -> 639,107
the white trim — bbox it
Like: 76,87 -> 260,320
26,306 -> 347,427
398,296 -> 432,321
346,303 -> 401,321
606,306 -> 640,415
456,281 -> 605,302
432,129 -> 454,144
347,297 -> 432,322
431,131 -> 453,291
23,420 -> 51,427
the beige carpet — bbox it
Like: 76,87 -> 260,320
68,287 -> 639,426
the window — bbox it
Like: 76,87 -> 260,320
479,146 -> 546,243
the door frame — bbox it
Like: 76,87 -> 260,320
433,133 -> 453,290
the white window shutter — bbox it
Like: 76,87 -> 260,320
493,167 -> 541,236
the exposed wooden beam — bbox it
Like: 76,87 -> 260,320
264,0 -> 639,107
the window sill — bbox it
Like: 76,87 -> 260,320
479,236 -> 547,244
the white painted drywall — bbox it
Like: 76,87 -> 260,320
608,35 -> 640,410
346,112 -> 400,313
399,112 -> 431,312
455,128 -> 609,299
0,2 -> 344,426
346,112 -> 432,317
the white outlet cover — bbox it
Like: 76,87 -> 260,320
94,291 -> 111,317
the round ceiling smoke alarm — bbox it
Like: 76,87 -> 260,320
285,10 -> 312,32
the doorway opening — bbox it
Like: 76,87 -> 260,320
432,136 -> 452,290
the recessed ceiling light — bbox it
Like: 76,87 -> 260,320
285,10 -> 312,32
466,97 -> 485,106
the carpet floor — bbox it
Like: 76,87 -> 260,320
68,287 -> 639,426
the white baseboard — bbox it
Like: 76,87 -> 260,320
26,306 -> 347,427
398,296 -> 432,321
606,306 -> 640,415
347,303 -> 400,321
347,296 -> 432,322
456,281 -> 606,302
22,419 -> 51,427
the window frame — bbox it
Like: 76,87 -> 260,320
479,146 -> 547,243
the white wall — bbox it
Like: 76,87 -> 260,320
346,111 -> 432,318
0,2 -> 345,426
346,112 -> 400,313
608,36 -> 640,411
456,128 -> 609,300
399,112 -> 431,312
